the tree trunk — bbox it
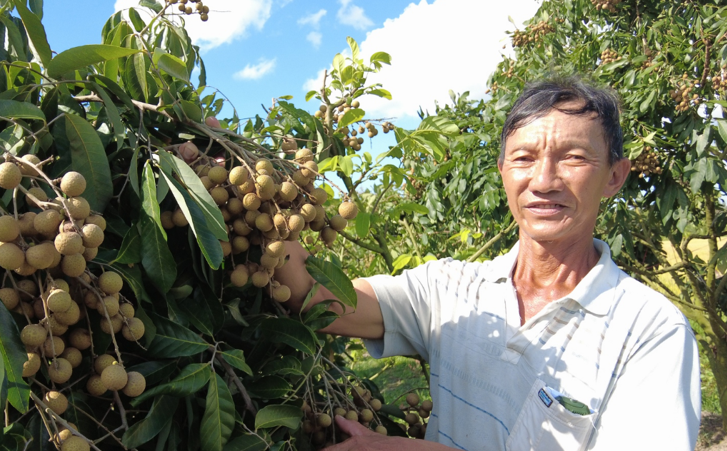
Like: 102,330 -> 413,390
701,321 -> 727,430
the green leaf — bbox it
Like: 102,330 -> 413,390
200,373 -> 235,451
180,99 -> 203,122
47,44 -> 140,79
0,15 -> 27,63
131,52 -> 149,102
317,156 -> 338,173
305,256 -> 357,309
639,90 -> 656,113
368,88 -> 392,100
339,155 -> 354,177
254,405 -> 303,430
347,36 -> 360,61
262,355 -> 303,377
220,349 -> 252,375
369,52 -> 392,65
332,53 -> 345,77
260,317 -> 317,355
247,376 -> 291,400
222,435 -> 268,451
156,53 -> 189,82
140,162 -> 176,293
0,99 -> 45,122
337,108 -> 365,129
91,83 -> 125,152
114,223 -> 142,264
305,90 -> 317,102
0,304 -> 29,413
146,313 -> 209,358
139,0 -> 163,13
355,211 -> 370,238
64,113 -> 113,212
12,0 -> 51,67
696,128 -> 711,156
131,363 -> 212,406
128,8 -> 145,32
127,360 -> 177,386
122,395 -> 179,449
177,285 -> 224,336
391,254 -> 412,273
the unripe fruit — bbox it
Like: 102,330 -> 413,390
122,317 -> 145,341
47,288 -> 72,313
101,363 -> 128,391
66,197 -> 91,220
60,347 -> 82,368
86,374 -> 107,397
251,271 -> 270,288
0,242 -> 24,270
123,371 -> 146,397
345,410 -> 359,422
61,436 -> 89,451
21,324 -> 47,347
406,393 -> 420,407
370,399 -> 382,411
0,162 -> 22,189
48,358 -> 73,384
23,352 -> 41,377
317,413 -> 332,428
360,408 -> 374,423
99,272 -> 123,294
34,209 -> 62,235
61,254 -> 86,277
60,172 -> 87,197
208,166 -> 228,185
172,209 -> 188,227
0,215 -> 19,242
0,287 -> 19,310
45,391 -> 68,415
94,354 -> 117,374
26,242 -> 60,270
272,285 -> 291,302
43,335 -> 65,356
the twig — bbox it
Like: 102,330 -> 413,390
30,392 -> 104,451
467,220 -> 517,262
214,353 -> 256,415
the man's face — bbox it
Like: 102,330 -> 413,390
498,104 -> 630,245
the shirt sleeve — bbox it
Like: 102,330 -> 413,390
361,259 -> 450,361
587,321 -> 701,450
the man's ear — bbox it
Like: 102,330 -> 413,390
603,157 -> 631,198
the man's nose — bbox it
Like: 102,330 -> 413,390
529,158 -> 563,193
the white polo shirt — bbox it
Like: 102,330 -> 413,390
364,239 -> 700,451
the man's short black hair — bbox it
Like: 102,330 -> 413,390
499,76 -> 624,166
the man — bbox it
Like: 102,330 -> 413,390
278,78 -> 701,450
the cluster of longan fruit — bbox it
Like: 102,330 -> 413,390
631,146 -> 662,178
669,76 -> 698,112
707,70 -> 727,91
166,140 -> 359,302
399,393 -> 432,439
301,385 -> 386,449
511,21 -> 554,48
600,48 -> 620,65
166,0 -> 209,21
591,0 -> 622,12
336,121 -> 390,151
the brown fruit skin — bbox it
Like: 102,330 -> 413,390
230,266 -> 249,287
370,398 -> 382,411
0,287 -> 19,310
98,272 -> 123,294
338,201 -> 358,220
61,254 -> 86,277
47,289 -> 72,313
0,216 -> 19,242
210,186 -> 229,205
21,324 -> 47,347
86,374 -> 107,396
320,227 -> 337,244
119,303 -> 135,318
251,271 -> 270,288
359,408 -> 374,423
66,197 -> 91,220
68,328 -> 91,350
45,391 -> 69,415
60,436 -> 90,451
122,317 -> 145,341
309,188 -> 328,205
22,352 -> 41,377
172,209 -> 188,227
55,301 -> 81,326
317,413 -> 332,428
421,399 -> 433,412
60,172 -> 87,197
43,335 -> 65,356
122,372 -> 146,397
55,232 -> 84,255
272,285 -> 291,302
0,242 -> 25,270
375,425 -> 388,435
98,296 -> 120,317
48,358 -> 73,384
18,154 -> 41,176
60,347 -> 82,368
207,166 -> 228,185
94,355 -> 117,374
101,364 -> 128,391
26,242 -> 60,270
34,209 -> 62,236
80,224 -> 104,248
160,211 -> 175,229
329,215 -> 348,231
345,410 -> 359,422
100,314 -> 124,334
228,166 -> 249,185
0,162 -> 22,189
85,215 -> 106,231
406,393 -> 420,407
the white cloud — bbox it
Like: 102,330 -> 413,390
348,0 -> 541,120
336,0 -> 374,30
298,9 -> 327,28
307,31 -> 323,48
113,0 -> 273,51
303,68 -> 327,93
234,58 -> 277,80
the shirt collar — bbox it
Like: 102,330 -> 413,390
485,238 -> 621,316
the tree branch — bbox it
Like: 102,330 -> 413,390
467,220 -> 517,262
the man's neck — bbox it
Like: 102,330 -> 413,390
512,234 -> 600,324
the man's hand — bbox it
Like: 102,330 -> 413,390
322,416 -> 452,451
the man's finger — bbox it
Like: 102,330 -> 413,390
334,415 -> 373,437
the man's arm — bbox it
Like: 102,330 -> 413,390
275,241 -> 385,340
322,416 -> 457,451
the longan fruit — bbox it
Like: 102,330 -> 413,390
0,162 -> 22,189
231,236 -> 250,254
0,287 -> 19,310
0,242 -> 24,270
172,209 -> 188,227
94,354 -> 117,374
98,271 -> 123,294
404,413 -> 419,425
25,242 -> 59,270
279,182 -> 297,202
101,363 -> 128,391
66,197 -> 91,220
338,201 -> 358,220
317,413 -> 332,428
122,317 -> 145,341
288,214 -> 305,233
43,316 -> 68,336
34,209 -> 62,235
359,409 -> 374,423
230,266 -> 249,287
97,296 -> 120,317
84,215 -> 106,231
0,215 -> 19,242
20,324 -> 47,347
272,285 -> 291,302
421,400 -> 433,412
345,410 -> 359,422
82,246 -> 98,262
54,301 -> 81,325
370,399 -> 382,411
259,254 -> 278,269
255,213 -> 273,232
61,254 -> 86,277
122,372 -> 146,397
60,436 -> 89,451
160,211 -> 174,229
18,154 -> 40,176
47,289 -> 72,313
48,358 -> 73,384
228,166 -> 249,185
406,393 -> 420,407
301,161 -> 318,179
55,232 -> 84,255
309,188 -> 328,205
119,303 -> 135,318
14,261 -> 37,276
60,172 -> 87,197
375,425 -> 388,435
60,347 -> 82,368
320,227 -> 337,244
227,197 -> 243,215
255,159 -> 274,174
80,224 -> 104,248
255,175 -> 275,200
100,314 -> 123,334
86,374 -> 107,397
295,148 -> 313,163
243,193 -> 261,211
43,335 -> 65,356
18,212 -> 37,236
22,352 -> 41,377
329,215 -> 347,231
251,271 -> 270,287
44,391 -> 68,415
17,279 -> 38,300
210,186 -> 229,205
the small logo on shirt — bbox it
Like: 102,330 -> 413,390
538,388 -> 553,407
